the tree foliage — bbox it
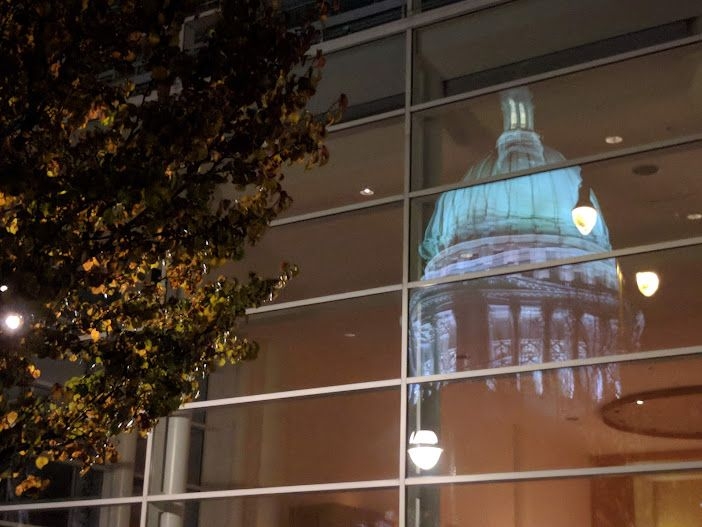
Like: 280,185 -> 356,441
0,0 -> 338,496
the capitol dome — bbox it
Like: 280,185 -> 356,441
409,87 -> 642,384
420,88 -> 614,286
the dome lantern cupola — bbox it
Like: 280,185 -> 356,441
496,87 -> 545,172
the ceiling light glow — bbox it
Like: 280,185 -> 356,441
636,271 -> 659,297
605,135 -> 623,144
686,213 -> 702,221
572,183 -> 598,236
408,430 -> 443,470
0,285 -> 7,293
572,206 -> 598,235
636,399 -> 644,405
359,187 -> 375,196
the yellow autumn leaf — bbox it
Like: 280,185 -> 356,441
82,257 -> 100,272
35,455 -> 49,470
6,218 -> 18,235
90,328 -> 101,342
27,364 -> 41,379
5,411 -> 18,426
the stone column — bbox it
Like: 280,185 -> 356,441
159,415 -> 192,527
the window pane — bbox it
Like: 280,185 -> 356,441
151,389 -> 399,492
407,355 -> 702,476
409,244 -> 702,377
147,488 -> 398,527
309,35 -> 405,122
0,504 -> 140,527
286,0 -> 404,41
0,432 -> 146,503
411,142 -> 702,283
412,42 -> 702,190
413,0 -> 702,103
407,471 -> 702,527
208,292 -> 401,398
279,117 -> 404,218
233,203 -> 403,303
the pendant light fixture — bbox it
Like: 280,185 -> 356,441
571,183 -> 598,236
408,429 -> 443,470
635,271 -> 660,297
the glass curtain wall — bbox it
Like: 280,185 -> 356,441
3,1 -> 702,526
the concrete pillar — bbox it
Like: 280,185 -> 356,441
99,432 -> 137,527
159,415 -> 192,527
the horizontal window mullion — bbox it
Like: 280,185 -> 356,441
181,378 -> 402,410
246,283 -> 403,315
408,236 -> 702,290
405,460 -> 702,486
313,0 -> 510,55
0,496 -> 142,513
145,479 -> 401,503
407,345 -> 702,385
408,132 -> 702,202
270,194 -> 405,228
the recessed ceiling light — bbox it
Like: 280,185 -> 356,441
636,399 -> 644,405
343,332 -> 356,338
605,135 -> 623,144
0,285 -> 7,293
687,213 -> 702,221
359,187 -> 375,196
632,164 -> 658,176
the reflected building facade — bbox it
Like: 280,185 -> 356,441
410,87 -> 643,400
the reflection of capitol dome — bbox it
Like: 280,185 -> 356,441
410,87 -> 642,400
421,88 -> 614,286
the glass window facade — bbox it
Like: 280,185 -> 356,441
6,2 -> 702,526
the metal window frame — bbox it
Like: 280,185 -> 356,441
4,2 -> 702,523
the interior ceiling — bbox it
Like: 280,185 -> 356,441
307,33 -> 405,114
416,0 -> 702,81
225,201 -> 403,303
277,117 -> 405,218
602,387 -> 702,439
423,40 -> 702,183
207,1 -> 702,478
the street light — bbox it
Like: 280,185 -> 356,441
3,313 -> 22,331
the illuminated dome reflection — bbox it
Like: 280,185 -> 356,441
410,87 -> 643,402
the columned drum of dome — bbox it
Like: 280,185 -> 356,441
409,87 -> 643,387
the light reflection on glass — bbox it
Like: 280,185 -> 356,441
410,87 -> 642,388
408,88 -> 645,481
